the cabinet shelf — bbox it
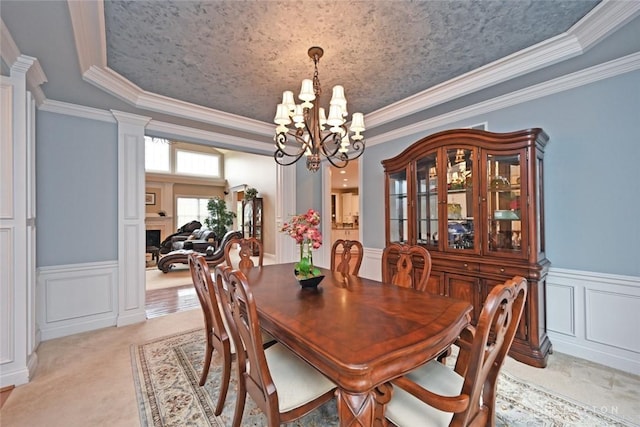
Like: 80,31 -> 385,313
242,197 -> 263,256
488,185 -> 520,192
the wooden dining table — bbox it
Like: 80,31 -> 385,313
242,263 -> 472,426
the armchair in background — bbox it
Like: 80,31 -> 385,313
159,220 -> 202,254
171,228 -> 217,252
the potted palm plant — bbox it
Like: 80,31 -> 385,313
204,197 -> 236,245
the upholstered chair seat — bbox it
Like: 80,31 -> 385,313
386,360 -> 464,426
264,343 -> 336,412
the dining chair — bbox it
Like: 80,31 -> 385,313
381,243 -> 432,292
385,276 -> 528,427
187,252 -> 234,416
331,239 -> 364,275
224,236 -> 264,270
212,268 -> 336,427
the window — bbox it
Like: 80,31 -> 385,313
145,137 -> 170,172
145,136 -> 222,178
176,197 -> 210,228
176,149 -> 220,177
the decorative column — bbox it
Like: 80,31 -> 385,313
0,55 -> 44,387
111,111 -> 151,326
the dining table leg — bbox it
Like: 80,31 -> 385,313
336,383 -> 392,427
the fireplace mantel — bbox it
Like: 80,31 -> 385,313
145,216 -> 174,241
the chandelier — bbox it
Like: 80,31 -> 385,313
273,47 -> 365,172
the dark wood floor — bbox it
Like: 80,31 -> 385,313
145,284 -> 199,319
144,251 -> 359,319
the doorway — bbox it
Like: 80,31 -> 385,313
322,159 -> 360,266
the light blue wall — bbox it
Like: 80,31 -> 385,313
295,160 -> 322,215
36,111 -> 118,266
355,70 -> 640,277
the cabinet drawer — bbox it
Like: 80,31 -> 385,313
478,264 -> 524,277
437,259 -> 479,273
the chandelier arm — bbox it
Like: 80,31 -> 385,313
274,131 -> 311,166
324,153 -> 349,169
319,132 -> 342,158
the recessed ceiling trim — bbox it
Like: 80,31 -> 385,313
1,18 -> 20,66
83,64 -> 274,138
366,0 -> 638,129
367,51 -> 640,147
84,65 -> 141,104
67,0 -> 106,73
571,0 -> 640,50
67,0 -> 636,138
136,89 -> 273,137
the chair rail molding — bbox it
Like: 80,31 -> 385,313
358,247 -> 640,376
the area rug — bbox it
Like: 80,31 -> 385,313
145,267 -> 192,290
131,329 -> 635,427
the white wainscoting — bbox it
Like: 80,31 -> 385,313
360,247 -> 640,375
37,261 -> 119,340
546,268 -> 640,376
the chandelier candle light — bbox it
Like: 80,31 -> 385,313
274,47 -> 365,172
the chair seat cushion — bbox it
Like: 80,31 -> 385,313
264,343 -> 335,412
385,360 -> 464,427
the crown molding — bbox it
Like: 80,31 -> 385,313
38,97 -> 272,154
136,89 -> 273,137
67,0 -> 106,73
367,52 -> 640,146
1,22 -> 48,106
68,0 -> 636,137
83,65 -> 142,104
365,0 -> 640,129
82,65 -> 273,137
68,0 -> 273,137
1,18 -> 20,66
24,56 -> 47,106
146,120 -> 273,155
39,99 -> 116,123
365,32 -> 583,129
571,0 -> 640,51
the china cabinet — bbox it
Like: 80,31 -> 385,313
382,128 -> 551,367
242,197 -> 263,255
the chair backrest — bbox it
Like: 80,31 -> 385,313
213,268 -> 279,420
452,276 -> 528,426
224,237 -> 264,270
188,252 -> 230,352
381,243 -> 432,291
330,239 -> 364,275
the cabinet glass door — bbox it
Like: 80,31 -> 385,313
416,153 -> 438,248
486,152 -> 524,256
445,148 -> 475,251
388,171 -> 408,243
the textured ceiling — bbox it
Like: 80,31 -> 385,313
103,0 -> 600,125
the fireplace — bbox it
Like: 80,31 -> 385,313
146,230 -> 161,248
